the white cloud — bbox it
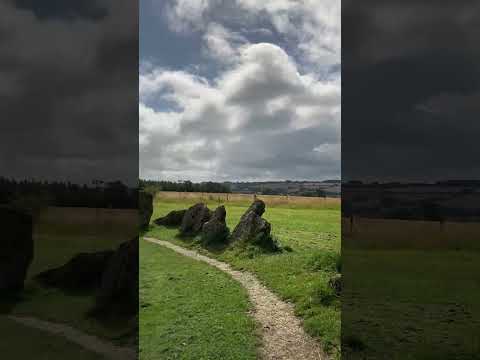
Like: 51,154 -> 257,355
162,0 -> 340,67
140,41 -> 340,181
165,0 -> 215,32
237,0 -> 340,66
202,22 -> 248,63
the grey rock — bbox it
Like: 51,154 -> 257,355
35,250 -> 114,291
179,203 -> 212,236
231,200 -> 278,251
201,206 -> 229,245
247,199 -> 266,216
154,209 -> 187,227
0,207 -> 33,294
139,191 -> 153,229
95,237 -> 138,316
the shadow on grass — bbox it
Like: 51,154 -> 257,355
174,230 -> 286,259
174,232 -> 230,254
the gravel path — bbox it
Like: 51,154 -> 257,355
7,315 -> 136,360
144,237 -> 326,360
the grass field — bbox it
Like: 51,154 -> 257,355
0,317 -> 104,360
343,249 -> 480,359
139,240 -> 258,360
144,193 -> 341,357
4,207 -> 138,345
342,216 -> 480,250
342,217 -> 480,359
156,191 -> 340,209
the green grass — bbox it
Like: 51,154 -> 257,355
0,317 -> 105,360
3,207 -> 138,345
139,240 -> 258,360
145,199 -> 341,357
342,249 -> 480,359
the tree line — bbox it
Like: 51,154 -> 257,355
139,179 -> 231,194
0,177 -> 137,209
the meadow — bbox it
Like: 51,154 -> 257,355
156,191 -> 340,209
139,241 -> 258,360
342,217 -> 480,359
2,207 -> 138,356
0,317 -> 104,360
143,192 -> 341,358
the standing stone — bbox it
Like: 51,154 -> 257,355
231,200 -> 278,251
154,209 -> 187,227
201,205 -> 229,245
139,191 -> 153,229
247,199 -> 266,216
0,207 -> 34,294
179,203 -> 212,236
95,237 -> 138,316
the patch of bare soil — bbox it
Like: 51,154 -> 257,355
144,237 -> 326,360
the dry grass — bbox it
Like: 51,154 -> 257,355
35,206 -> 138,241
342,216 -> 480,249
38,207 -> 138,227
155,191 -> 340,209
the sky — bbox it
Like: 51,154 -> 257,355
0,0 -> 138,185
139,0 -> 341,182
342,0 -> 480,182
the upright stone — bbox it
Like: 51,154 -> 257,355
179,203 -> 212,236
201,205 -> 229,245
139,191 -> 153,229
95,237 -> 138,316
231,199 -> 278,251
247,199 -> 266,216
0,207 -> 34,294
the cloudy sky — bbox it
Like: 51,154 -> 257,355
140,0 -> 341,182
343,0 -> 480,182
0,0 -> 138,185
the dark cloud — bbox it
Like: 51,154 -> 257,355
14,0 -> 108,21
0,0 -> 138,185
343,0 -> 480,182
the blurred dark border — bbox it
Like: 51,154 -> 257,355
0,1 -> 139,358
342,1 -> 480,359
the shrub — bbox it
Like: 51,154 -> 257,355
308,251 -> 341,273
312,282 -> 337,306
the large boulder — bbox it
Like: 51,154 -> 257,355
0,207 -> 34,294
231,200 -> 278,251
201,206 -> 229,245
154,209 -> 186,227
95,237 -> 138,316
179,203 -> 212,236
35,250 -> 114,291
139,191 -> 153,229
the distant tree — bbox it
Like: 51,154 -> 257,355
138,179 -> 231,194
316,188 -> 327,198
0,177 -> 136,209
